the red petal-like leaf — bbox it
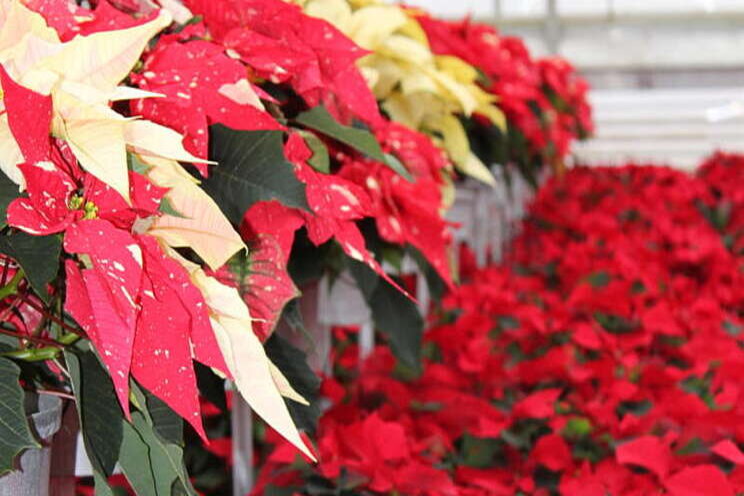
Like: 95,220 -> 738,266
64,220 -> 144,416
532,434 -> 572,471
137,235 -> 228,374
615,435 -> 671,479
131,274 -> 206,439
243,234 -> 300,341
0,64 -> 52,165
665,465 -> 734,496
712,440 -> 744,465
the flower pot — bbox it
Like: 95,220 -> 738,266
0,394 -> 63,496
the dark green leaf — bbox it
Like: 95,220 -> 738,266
586,271 -> 610,289
298,131 -> 330,174
145,392 -> 184,446
158,197 -> 189,219
0,231 -> 61,301
409,247 -> 446,301
203,126 -> 309,225
281,299 -> 307,337
120,410 -> 196,496
129,383 -> 196,496
194,363 -> 227,414
65,347 -> 122,494
118,413 -> 164,495
265,333 -> 320,433
723,320 -> 742,336
594,312 -> 636,334
0,170 -> 18,227
295,106 -> 386,162
460,434 -> 501,468
0,357 -> 40,475
349,261 -> 423,371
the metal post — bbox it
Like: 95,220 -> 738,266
544,0 -> 561,54
231,397 -> 253,496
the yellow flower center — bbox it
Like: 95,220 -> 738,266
68,194 -> 98,219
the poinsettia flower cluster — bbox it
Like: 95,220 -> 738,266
0,0 -> 317,459
162,0 -> 458,288
416,15 -> 593,172
1,0 -> 466,464
252,158 -> 744,495
697,151 -> 744,257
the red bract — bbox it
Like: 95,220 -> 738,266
241,133 -> 415,336
24,0 -> 155,40
7,144 -> 226,438
338,122 -> 454,286
0,64 -> 52,167
183,0 -> 382,126
255,158 -> 744,495
132,37 -> 282,166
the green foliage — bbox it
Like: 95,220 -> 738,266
0,231 -> 61,301
349,260 -> 423,372
0,170 -> 18,227
295,106 -> 386,162
67,345 -> 196,496
265,333 -> 320,433
0,357 -> 40,475
203,126 -> 309,224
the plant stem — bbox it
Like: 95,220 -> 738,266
0,269 -> 24,300
0,326 -> 64,348
0,295 -> 23,323
19,296 -> 86,338
2,346 -> 60,361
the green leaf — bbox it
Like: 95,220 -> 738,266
562,417 -> 593,439
124,383 -> 196,496
586,271 -> 610,289
127,153 -> 152,174
65,347 -> 122,495
0,231 -> 61,302
409,247 -> 447,301
382,153 -> 413,182
145,392 -> 184,446
298,131 -> 330,174
349,261 -> 423,371
194,362 -> 227,414
0,357 -> 40,475
265,333 -> 320,433
295,106 -> 386,162
120,411 -> 196,496
67,349 -> 195,496
203,126 -> 309,225
0,170 -> 18,227
158,197 -> 189,219
460,434 -> 501,468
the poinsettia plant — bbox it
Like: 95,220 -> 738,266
0,0 -> 463,491
416,14 -> 593,184
251,157 -> 744,496
0,0 -> 596,493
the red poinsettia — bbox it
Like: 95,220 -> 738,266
7,141 -> 226,439
338,121 -> 454,286
254,159 -> 744,495
241,133 -> 412,338
131,34 -> 282,165
183,0 -> 382,126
